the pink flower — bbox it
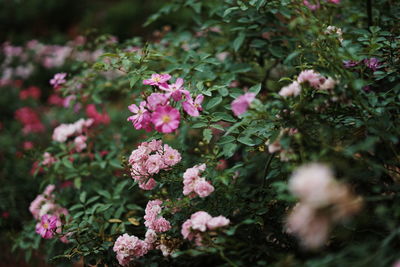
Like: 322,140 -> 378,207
35,214 -> 59,239
74,135 -> 87,152
231,92 -> 256,117
327,0 -> 340,4
146,154 -> 165,174
138,178 -> 157,190
127,101 -> 152,131
279,81 -> 301,97
159,78 -> 187,101
23,141 -> 34,150
146,93 -> 169,111
144,229 -> 157,247
49,73 -> 67,88
113,234 -> 149,266
181,220 -> 195,240
207,216 -> 230,230
14,107 -> 45,134
143,73 -> 171,87
42,152 -> 57,166
163,144 -> 182,166
182,94 -> 204,117
151,105 -> 180,133
190,211 -> 212,232
144,200 -> 171,233
297,70 -> 324,89
19,86 -> 41,100
194,179 -> 215,198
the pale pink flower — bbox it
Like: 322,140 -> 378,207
231,92 -> 256,117
144,200 -> 171,233
297,70 -> 324,89
286,203 -> 330,249
49,73 -> 67,88
151,105 -> 180,133
143,73 -> 171,87
43,184 -> 56,196
144,229 -> 157,247
182,94 -> 204,117
194,179 -> 215,198
146,154 -> 165,174
74,135 -> 87,152
279,81 -> 301,97
181,219 -> 195,240
289,163 -> 336,207
190,211 -> 212,232
29,194 -> 47,220
146,93 -> 169,111
42,152 -> 57,166
207,216 -> 230,230
163,144 -> 182,166
318,77 -> 336,90
35,214 -> 59,239
113,234 -> 148,266
138,178 -> 157,190
159,78 -> 187,101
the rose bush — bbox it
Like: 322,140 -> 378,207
1,0 -> 400,266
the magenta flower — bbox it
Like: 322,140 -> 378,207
364,58 -> 381,72
143,73 -> 171,87
182,94 -> 204,117
159,78 -> 188,101
35,214 -> 59,239
327,0 -> 340,4
231,92 -> 256,117
127,101 -> 152,131
49,73 -> 67,88
151,105 -> 180,133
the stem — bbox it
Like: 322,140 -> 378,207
262,154 -> 273,187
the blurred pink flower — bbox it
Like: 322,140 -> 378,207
231,92 -> 256,117
182,94 -> 204,117
143,73 -> 171,87
49,73 -> 67,88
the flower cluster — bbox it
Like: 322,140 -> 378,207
279,70 -> 336,97
49,72 -> 67,89
144,200 -> 172,233
231,92 -> 256,117
183,164 -> 215,198
181,211 -> 230,246
343,57 -> 381,72
129,140 -> 181,190
19,86 -> 41,100
113,233 -> 149,266
29,185 -> 69,241
127,74 -> 204,133
14,107 -> 45,134
286,163 -> 362,249
52,118 -> 93,144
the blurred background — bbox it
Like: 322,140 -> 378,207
0,0 -> 192,43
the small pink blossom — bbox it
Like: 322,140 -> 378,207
159,78 -> 187,101
231,92 -> 256,117
151,105 -> 180,133
190,211 -> 213,232
74,135 -> 87,152
127,101 -> 152,131
207,216 -> 230,230
163,144 -> 182,166
143,73 -> 171,87
42,152 -> 57,166
297,70 -> 324,88
279,81 -> 301,97
146,93 -> 169,111
146,154 -> 165,174
113,234 -> 149,266
303,0 -> 320,10
35,214 -> 59,239
49,73 -> 67,88
194,179 -> 215,198
144,200 -> 171,233
182,94 -> 204,117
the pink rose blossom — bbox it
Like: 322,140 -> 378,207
191,211 -> 213,232
35,214 -> 59,239
143,73 -> 171,87
42,152 -> 57,166
207,216 -> 230,230
49,73 -> 67,88
144,200 -> 171,233
163,144 -> 182,166
159,78 -> 187,101
194,179 -> 215,198
146,93 -> 169,111
279,81 -> 301,97
127,101 -> 152,131
151,105 -> 180,133
113,234 -> 149,266
231,92 -> 256,117
74,135 -> 87,152
182,94 -> 204,117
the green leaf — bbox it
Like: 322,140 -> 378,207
233,32 -> 246,51
237,136 -> 255,146
74,177 -> 82,190
80,191 -> 87,203
206,96 -> 222,110
203,129 -> 213,143
249,83 -> 261,95
223,143 -> 237,158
